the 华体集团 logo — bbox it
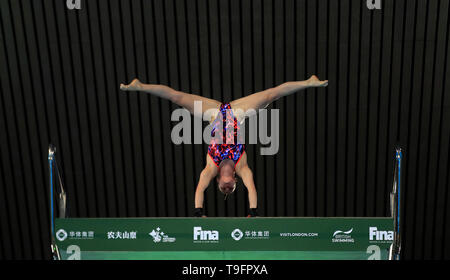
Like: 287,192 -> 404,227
231,229 -> 244,241
56,229 -> 68,241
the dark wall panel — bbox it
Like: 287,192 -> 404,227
1,0 -> 450,260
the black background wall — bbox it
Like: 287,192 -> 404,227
1,0 -> 449,260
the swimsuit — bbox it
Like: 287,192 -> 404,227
207,103 -> 245,168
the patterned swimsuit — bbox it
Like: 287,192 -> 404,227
207,103 -> 245,168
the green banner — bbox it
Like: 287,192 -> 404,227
54,217 -> 394,260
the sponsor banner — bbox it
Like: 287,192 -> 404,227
55,217 -> 394,253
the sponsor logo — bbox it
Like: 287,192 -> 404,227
231,229 -> 244,241
57,229 -> 94,241
149,227 -> 176,243
332,228 -> 354,243
244,230 -> 270,240
107,231 -> 137,240
193,227 -> 219,243
231,229 -> 270,241
369,227 -> 394,243
280,232 -> 319,238
56,229 -> 68,241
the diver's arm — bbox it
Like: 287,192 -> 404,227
194,156 -> 218,213
236,153 -> 257,210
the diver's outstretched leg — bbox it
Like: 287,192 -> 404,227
230,75 -> 328,115
120,78 -> 221,119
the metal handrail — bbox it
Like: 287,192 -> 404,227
389,147 -> 402,260
49,144 -> 66,260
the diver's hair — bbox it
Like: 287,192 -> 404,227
219,182 -> 237,200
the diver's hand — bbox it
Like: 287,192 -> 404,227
247,208 -> 258,217
194,208 -> 206,217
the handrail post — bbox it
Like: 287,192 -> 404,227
390,147 -> 402,260
49,145 -> 55,238
49,144 -> 61,260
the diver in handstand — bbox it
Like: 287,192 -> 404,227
120,75 -> 328,217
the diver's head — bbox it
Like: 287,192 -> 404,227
217,159 -> 237,197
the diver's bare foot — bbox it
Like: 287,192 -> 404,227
120,78 -> 143,91
306,75 -> 328,88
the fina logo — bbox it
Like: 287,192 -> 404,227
231,229 -> 244,241
56,229 -> 68,241
193,226 -> 219,243
369,227 -> 394,243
